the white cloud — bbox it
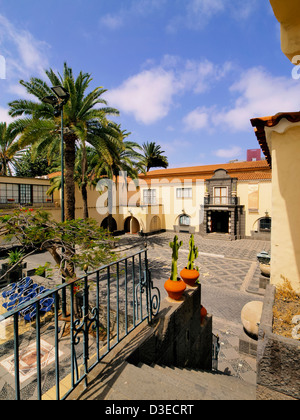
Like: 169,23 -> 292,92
167,0 -> 258,32
183,107 -> 210,131
214,146 -> 242,159
178,59 -> 233,94
213,67 -> 300,132
105,68 -> 176,125
183,66 -> 300,134
0,14 -> 49,80
106,56 -> 233,125
0,107 -> 14,125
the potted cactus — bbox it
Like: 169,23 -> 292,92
180,234 -> 200,287
164,235 -> 186,301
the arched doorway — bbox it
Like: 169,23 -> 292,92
101,216 -> 117,232
150,216 -> 161,232
124,216 -> 140,234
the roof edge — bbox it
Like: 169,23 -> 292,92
250,112 -> 300,169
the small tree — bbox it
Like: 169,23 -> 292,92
0,209 -> 116,281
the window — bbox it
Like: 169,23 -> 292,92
0,184 -> 19,204
213,187 -> 228,205
176,188 -> 192,199
0,183 -> 53,205
179,214 -> 190,226
260,218 -> 271,232
143,189 -> 156,205
20,184 -> 32,204
33,185 -> 52,203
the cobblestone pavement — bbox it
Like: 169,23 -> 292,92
115,232 -> 271,385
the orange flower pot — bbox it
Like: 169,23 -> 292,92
180,267 -> 199,287
201,306 -> 207,322
164,278 -> 186,301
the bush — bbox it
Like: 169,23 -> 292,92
0,208 -> 117,280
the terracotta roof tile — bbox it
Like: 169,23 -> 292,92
140,160 -> 270,179
48,160 -> 271,184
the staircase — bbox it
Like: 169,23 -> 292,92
104,362 -> 257,401
206,233 -> 233,241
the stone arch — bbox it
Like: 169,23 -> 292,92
124,216 -> 140,234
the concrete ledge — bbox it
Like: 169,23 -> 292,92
257,284 -> 300,400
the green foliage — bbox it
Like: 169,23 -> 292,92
7,249 -> 25,267
169,235 -> 183,281
0,122 -> 25,176
35,262 -> 52,277
8,62 -> 121,220
141,142 -> 169,173
187,234 -> 198,270
15,149 -> 53,178
0,209 -> 117,280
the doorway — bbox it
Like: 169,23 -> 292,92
124,216 -> 140,234
211,211 -> 229,234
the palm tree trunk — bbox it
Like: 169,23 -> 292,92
82,183 -> 89,219
64,135 -> 76,220
81,146 -> 89,219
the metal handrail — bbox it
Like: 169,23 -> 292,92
0,248 -> 160,400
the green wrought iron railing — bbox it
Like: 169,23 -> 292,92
0,248 -> 160,400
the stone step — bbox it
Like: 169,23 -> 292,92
153,365 -> 256,400
205,233 -> 233,241
104,362 -> 256,401
104,362 -> 193,401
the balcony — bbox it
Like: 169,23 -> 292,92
204,195 -> 239,206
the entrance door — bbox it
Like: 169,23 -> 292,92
211,211 -> 229,233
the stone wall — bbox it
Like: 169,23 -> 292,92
128,285 -> 213,371
257,285 -> 300,400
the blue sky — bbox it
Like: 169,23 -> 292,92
0,0 -> 299,168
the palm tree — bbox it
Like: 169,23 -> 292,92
0,122 -> 23,176
8,63 -> 120,220
74,145 -> 104,219
97,126 -> 144,181
141,141 -> 169,173
48,146 -> 99,220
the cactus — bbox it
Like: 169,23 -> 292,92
169,235 -> 183,281
187,234 -> 198,270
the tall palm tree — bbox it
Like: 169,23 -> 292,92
8,63 -> 120,220
0,122 -> 23,176
141,141 -> 169,173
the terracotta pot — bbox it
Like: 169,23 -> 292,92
164,278 -> 186,301
201,306 -> 207,321
180,267 -> 199,287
